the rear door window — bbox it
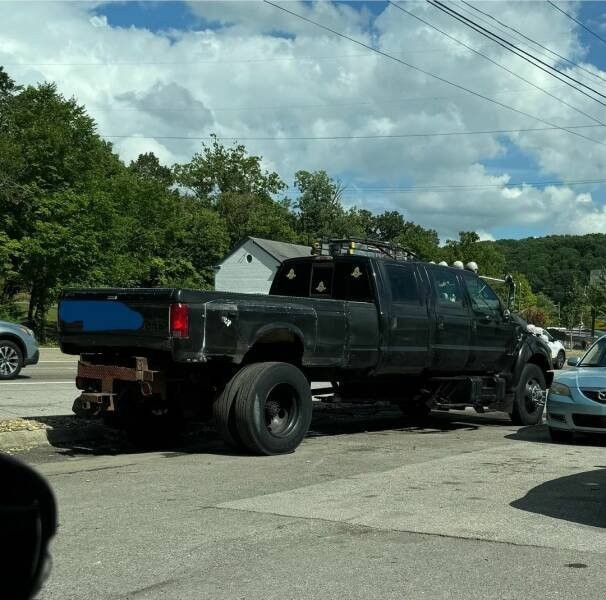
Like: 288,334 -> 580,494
430,269 -> 464,307
385,263 -> 420,304
333,261 -> 374,303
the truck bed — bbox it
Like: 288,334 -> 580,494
58,288 -> 379,369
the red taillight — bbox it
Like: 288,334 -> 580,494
170,303 -> 189,338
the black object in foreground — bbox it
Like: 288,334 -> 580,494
0,452 -> 57,600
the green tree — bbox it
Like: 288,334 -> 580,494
293,170 -> 346,242
173,135 -> 286,206
216,193 -> 296,246
584,269 -> 606,337
128,152 -> 174,188
561,277 -> 588,331
442,232 -> 505,276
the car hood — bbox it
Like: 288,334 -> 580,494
554,367 -> 606,389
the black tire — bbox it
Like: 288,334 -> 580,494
549,427 -> 574,443
510,363 -> 546,426
213,369 -> 251,449
399,401 -> 431,424
0,340 -> 23,380
234,362 -> 312,455
554,351 -> 565,370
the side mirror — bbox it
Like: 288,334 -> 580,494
567,356 -> 580,367
502,308 -> 511,321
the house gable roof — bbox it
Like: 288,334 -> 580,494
248,237 -> 311,262
218,236 -> 311,266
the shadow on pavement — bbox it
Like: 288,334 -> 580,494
507,424 -> 606,447
511,467 -> 606,528
33,404 -> 513,458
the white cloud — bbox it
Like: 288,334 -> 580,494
1,0 -> 605,240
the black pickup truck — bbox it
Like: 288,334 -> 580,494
58,240 -> 552,455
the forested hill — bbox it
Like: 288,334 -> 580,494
486,234 -> 606,304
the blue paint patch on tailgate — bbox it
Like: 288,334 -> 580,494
59,300 -> 144,332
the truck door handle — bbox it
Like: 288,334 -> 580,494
437,316 -> 445,331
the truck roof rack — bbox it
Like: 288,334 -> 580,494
312,238 -> 417,261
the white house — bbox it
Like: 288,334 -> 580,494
214,237 -> 311,294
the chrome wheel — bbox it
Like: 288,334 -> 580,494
524,377 -> 545,413
0,344 -> 20,377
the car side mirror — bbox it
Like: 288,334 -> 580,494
502,308 -> 511,321
567,356 -> 580,367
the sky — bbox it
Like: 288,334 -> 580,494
2,1 -> 606,242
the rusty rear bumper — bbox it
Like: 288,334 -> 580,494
74,357 -> 164,414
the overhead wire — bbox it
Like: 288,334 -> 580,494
99,125 -> 604,142
86,88 -> 533,114
547,0 -> 606,47
280,177 -> 606,194
262,0 -> 606,147
461,0 -> 606,89
429,0 -> 606,109
390,1 -> 606,129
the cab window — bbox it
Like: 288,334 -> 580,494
270,261 -> 312,297
385,264 -> 420,304
310,264 -> 333,297
430,269 -> 464,306
333,261 -> 374,303
462,272 -> 501,314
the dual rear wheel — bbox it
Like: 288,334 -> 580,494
214,362 -> 312,455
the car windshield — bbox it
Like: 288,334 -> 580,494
579,338 -> 606,367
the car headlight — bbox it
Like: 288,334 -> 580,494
549,382 -> 572,397
18,325 -> 35,338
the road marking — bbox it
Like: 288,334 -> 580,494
37,360 -> 76,363
0,381 -> 74,385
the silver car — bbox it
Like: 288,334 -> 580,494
546,335 -> 606,442
0,320 -> 39,379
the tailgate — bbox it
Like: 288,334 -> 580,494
58,288 -> 177,353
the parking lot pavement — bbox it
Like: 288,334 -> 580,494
16,406 -> 606,600
0,348 -> 77,419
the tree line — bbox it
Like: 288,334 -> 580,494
0,67 -> 604,337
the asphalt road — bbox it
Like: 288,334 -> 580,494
0,348 -> 77,419
15,405 -> 606,600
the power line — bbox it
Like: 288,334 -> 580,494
262,0 -> 606,148
101,124 -> 603,142
547,0 -> 606,47
283,177 -> 606,194
85,87 -> 539,114
462,0 -> 606,89
430,0 -> 606,109
390,1 -> 606,129
0,48 -> 470,67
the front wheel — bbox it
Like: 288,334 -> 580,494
234,362 -> 312,455
0,340 -> 22,380
510,363 -> 546,426
554,351 -> 565,370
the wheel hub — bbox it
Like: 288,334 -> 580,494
264,385 -> 297,436
526,378 -> 545,410
0,346 -> 18,376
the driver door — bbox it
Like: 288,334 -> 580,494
462,272 -> 515,372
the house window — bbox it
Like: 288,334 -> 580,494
246,254 -> 253,263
